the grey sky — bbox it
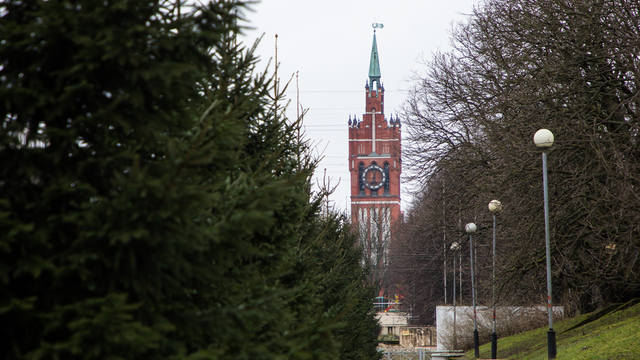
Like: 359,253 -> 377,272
241,0 -> 478,214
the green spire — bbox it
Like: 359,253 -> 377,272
368,32 -> 381,87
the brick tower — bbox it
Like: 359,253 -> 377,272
348,25 -> 401,286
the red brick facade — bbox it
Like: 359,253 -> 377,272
348,70 -> 402,275
348,84 -> 402,228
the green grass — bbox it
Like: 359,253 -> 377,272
463,299 -> 640,359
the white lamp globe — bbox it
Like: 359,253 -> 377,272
465,223 -> 477,234
489,200 -> 502,213
534,129 -> 554,147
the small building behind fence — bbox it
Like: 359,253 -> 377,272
377,311 -> 436,348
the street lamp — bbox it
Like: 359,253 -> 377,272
534,129 -> 556,359
488,200 -> 502,359
450,241 -> 460,349
465,223 -> 479,359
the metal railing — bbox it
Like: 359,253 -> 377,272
379,348 -> 429,360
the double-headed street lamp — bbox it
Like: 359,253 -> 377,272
488,200 -> 502,359
534,128 -> 556,359
465,223 -> 479,358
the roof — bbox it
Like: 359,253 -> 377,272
368,32 -> 381,86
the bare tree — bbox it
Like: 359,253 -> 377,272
355,205 -> 395,297
397,0 -> 640,319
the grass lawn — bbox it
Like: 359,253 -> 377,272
463,299 -> 640,359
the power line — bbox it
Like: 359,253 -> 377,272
283,89 -> 408,94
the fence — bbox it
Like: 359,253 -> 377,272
379,348 -> 431,360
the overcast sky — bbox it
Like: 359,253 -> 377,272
240,0 -> 478,214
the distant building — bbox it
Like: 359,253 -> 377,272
349,26 -> 402,289
377,311 -> 408,336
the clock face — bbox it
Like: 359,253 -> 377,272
362,164 -> 386,190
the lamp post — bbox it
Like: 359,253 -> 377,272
450,241 -> 460,349
534,129 -> 556,359
488,200 -> 502,359
465,223 -> 479,358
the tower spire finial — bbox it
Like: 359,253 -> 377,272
369,23 -> 383,89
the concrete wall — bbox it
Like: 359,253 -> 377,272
435,305 -> 565,350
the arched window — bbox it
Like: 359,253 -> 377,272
358,162 -> 365,195
383,162 -> 390,194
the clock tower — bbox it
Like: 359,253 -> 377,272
348,25 -> 401,286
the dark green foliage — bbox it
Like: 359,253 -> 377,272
284,209 -> 381,360
0,0 -> 380,359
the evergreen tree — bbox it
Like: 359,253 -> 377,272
309,215 -> 381,360
1,0 -> 225,358
283,205 -> 381,360
1,0 -> 381,359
